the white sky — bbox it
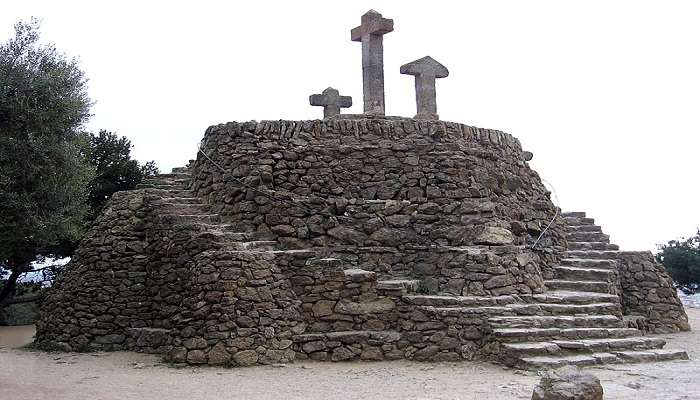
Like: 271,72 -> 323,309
2,0 -> 699,252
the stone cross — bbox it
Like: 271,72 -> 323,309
309,87 -> 352,119
351,10 -> 394,115
400,56 -> 449,120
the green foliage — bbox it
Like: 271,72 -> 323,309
0,18 -> 93,303
0,282 -> 43,325
2,301 -> 39,325
83,130 -> 158,219
656,230 -> 700,294
0,19 -> 158,312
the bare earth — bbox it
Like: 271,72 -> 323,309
2,310 -> 700,400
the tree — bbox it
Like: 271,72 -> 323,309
656,230 -> 700,294
84,130 -> 158,219
0,19 -> 94,308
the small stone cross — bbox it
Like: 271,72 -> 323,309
400,56 -> 449,120
351,10 -> 394,115
309,87 -> 352,119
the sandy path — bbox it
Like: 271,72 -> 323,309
1,310 -> 699,400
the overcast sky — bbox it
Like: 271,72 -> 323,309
3,0 -> 699,252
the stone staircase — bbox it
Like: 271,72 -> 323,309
494,211 -> 688,369
130,172 -> 690,368
128,165 -> 300,352
136,166 -> 280,253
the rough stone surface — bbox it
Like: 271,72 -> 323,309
531,366 -> 603,400
309,87 -> 352,119
351,10 -> 393,114
400,56 -> 448,120
615,251 -> 690,333
34,118 -> 688,368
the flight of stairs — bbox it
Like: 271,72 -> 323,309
136,166 -> 280,252
133,170 -> 689,368
496,211 -> 689,369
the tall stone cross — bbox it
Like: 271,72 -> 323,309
351,10 -> 393,115
400,56 -> 449,120
309,87 -> 352,119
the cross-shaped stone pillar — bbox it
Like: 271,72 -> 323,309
351,10 -> 393,115
309,87 -> 352,119
400,56 -> 449,120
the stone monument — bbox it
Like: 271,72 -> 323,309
351,10 -> 393,115
309,87 -> 352,119
400,56 -> 449,120
36,10 -> 690,369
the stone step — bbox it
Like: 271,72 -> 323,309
292,330 -> 401,361
157,203 -> 211,213
162,214 -> 221,224
568,242 -> 619,251
615,349 -> 689,363
171,167 -> 190,173
545,280 -> 613,294
402,295 -> 518,308
523,291 -> 619,305
563,217 -> 595,226
553,337 -> 665,353
216,249 -> 315,257
518,348 -> 688,370
562,212 -> 586,218
489,314 -> 623,329
143,177 -> 190,185
493,327 -> 640,343
142,188 -> 193,197
553,266 -> 615,282
567,231 -> 610,242
173,222 -> 244,234
344,269 -> 377,282
564,250 -> 620,260
502,336 -> 665,358
195,231 -> 256,243
156,172 -> 191,179
567,225 -> 602,233
376,279 -> 419,295
136,183 -> 187,190
505,302 -> 621,317
421,305 -> 515,317
560,258 -> 617,269
232,240 -> 279,251
158,197 -> 203,205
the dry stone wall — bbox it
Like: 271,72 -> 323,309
615,251 -> 690,333
52,116 -> 700,369
191,118 -> 566,279
37,191 -> 151,351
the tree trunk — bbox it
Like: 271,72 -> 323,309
0,262 -> 30,309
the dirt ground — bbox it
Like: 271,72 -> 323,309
2,310 -> 700,400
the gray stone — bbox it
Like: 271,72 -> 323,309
312,300 -> 336,317
475,226 -> 514,245
531,366 -> 604,400
331,346 -> 355,361
335,298 -> 395,315
183,337 -> 208,350
309,87 -> 352,119
233,350 -> 259,366
186,350 -> 207,364
400,56 -> 449,120
207,342 -> 232,365
351,10 -> 393,115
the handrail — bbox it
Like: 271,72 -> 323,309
531,177 -> 560,249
